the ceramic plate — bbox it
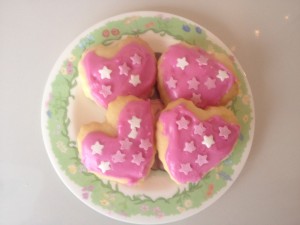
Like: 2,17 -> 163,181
41,11 -> 254,224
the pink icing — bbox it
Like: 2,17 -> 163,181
159,104 -> 240,183
160,44 -> 236,108
80,100 -> 155,185
82,42 -> 156,107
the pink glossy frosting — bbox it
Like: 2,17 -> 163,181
159,104 -> 240,183
82,42 -> 156,107
160,44 -> 236,108
80,100 -> 155,185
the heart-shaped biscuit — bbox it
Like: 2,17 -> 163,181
77,96 -> 156,185
78,37 -> 157,108
156,99 -> 240,184
158,43 -> 238,108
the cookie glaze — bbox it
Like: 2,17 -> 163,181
159,44 -> 236,108
82,41 -> 156,107
80,100 -> 155,185
159,104 -> 240,184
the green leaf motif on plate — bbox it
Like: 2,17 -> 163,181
46,15 -> 253,218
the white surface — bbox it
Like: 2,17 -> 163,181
0,1 -> 299,225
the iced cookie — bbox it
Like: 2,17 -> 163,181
158,43 -> 238,108
77,96 -> 156,185
156,99 -> 240,184
78,37 -> 157,108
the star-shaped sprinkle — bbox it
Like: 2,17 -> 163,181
128,128 -> 138,139
191,93 -> 202,104
184,141 -> 196,153
194,123 -> 206,135
196,55 -> 209,66
128,116 -> 141,139
118,63 -> 130,76
130,54 -> 142,65
179,163 -> 192,175
120,138 -> 132,150
129,74 -> 141,87
205,78 -> 216,89
176,116 -> 189,130
187,77 -> 200,90
99,85 -> 112,98
128,116 -> 141,129
195,154 -> 208,166
98,161 -> 111,173
91,141 -> 104,155
166,77 -> 177,89
131,153 -> 145,165
98,66 -> 112,79
176,57 -> 189,70
112,151 -> 125,163
219,126 -> 231,139
202,135 -> 215,148
216,70 -> 229,81
139,139 -> 152,151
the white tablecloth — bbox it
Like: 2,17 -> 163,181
1,1 -> 299,224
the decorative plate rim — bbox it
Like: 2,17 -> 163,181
41,11 -> 255,224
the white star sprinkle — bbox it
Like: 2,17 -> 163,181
130,54 -> 142,65
120,138 -> 132,150
128,116 -> 141,129
202,135 -> 215,148
166,77 -> 177,89
128,116 -> 141,139
219,126 -> 231,139
118,63 -> 130,76
99,85 -> 112,98
129,74 -> 141,87
112,151 -> 125,163
205,78 -> 216,89
191,93 -> 202,104
184,141 -> 196,153
98,66 -> 112,79
179,163 -> 192,175
91,141 -> 104,155
98,161 -> 111,173
131,152 -> 145,165
196,55 -> 209,66
176,57 -> 189,70
187,77 -> 200,90
216,70 -> 229,82
195,154 -> 208,167
139,139 -> 152,151
128,128 -> 138,139
176,116 -> 190,130
194,123 -> 206,135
